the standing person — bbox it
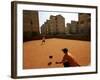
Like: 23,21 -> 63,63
41,35 -> 46,45
55,48 -> 80,67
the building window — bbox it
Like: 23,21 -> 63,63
87,18 -> 91,22
80,21 -> 84,24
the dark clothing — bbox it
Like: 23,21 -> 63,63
62,54 -> 80,67
42,40 -> 45,42
63,62 -> 70,67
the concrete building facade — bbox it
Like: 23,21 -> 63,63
23,10 -> 39,33
41,15 -> 65,35
70,21 -> 78,34
78,13 -> 91,35
23,10 -> 40,40
66,13 -> 91,35
66,21 -> 78,34
56,15 -> 65,34
66,23 -> 71,34
49,15 -> 57,34
41,23 -> 46,35
41,20 -> 51,35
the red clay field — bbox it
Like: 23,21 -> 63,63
23,38 -> 90,69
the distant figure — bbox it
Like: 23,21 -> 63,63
55,48 -> 80,67
41,36 -> 46,45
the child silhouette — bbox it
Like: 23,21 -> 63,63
56,48 -> 80,67
41,36 -> 46,45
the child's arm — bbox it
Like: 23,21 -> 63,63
55,60 -> 68,64
55,61 -> 62,64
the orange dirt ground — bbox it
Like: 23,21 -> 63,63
23,38 -> 90,69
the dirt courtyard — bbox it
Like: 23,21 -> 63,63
23,38 -> 90,69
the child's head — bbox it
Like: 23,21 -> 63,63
62,48 -> 68,54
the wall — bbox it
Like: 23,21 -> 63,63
0,0 -> 99,80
